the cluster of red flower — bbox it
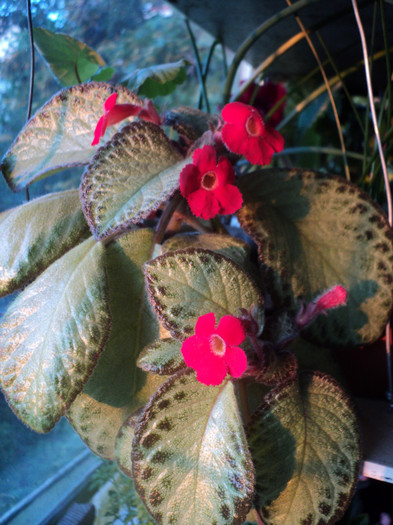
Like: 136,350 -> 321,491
91,87 -> 346,387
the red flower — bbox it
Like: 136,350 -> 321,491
221,102 -> 284,165
296,285 -> 347,329
92,93 -> 162,146
179,145 -> 243,220
181,312 -> 247,386
239,80 -> 286,128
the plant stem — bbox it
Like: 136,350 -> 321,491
25,0 -> 35,202
153,192 -> 183,245
254,507 -> 266,525
198,39 -> 220,109
285,0 -> 350,180
352,0 -> 393,410
185,18 -> 211,113
222,0 -> 322,104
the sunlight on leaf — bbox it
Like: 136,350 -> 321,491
132,369 -> 254,525
248,372 -> 360,525
0,189 -> 90,297
1,83 -> 142,191
145,248 -> 263,339
0,237 -> 110,432
238,168 -> 393,345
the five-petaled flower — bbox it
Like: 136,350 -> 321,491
239,80 -> 287,128
296,285 -> 347,329
179,144 -> 243,220
181,312 -> 247,386
91,93 -> 161,146
221,101 -> 284,165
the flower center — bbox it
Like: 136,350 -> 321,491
201,171 -> 218,191
245,112 -> 264,137
209,334 -> 226,357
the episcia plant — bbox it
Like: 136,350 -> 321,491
1,80 -> 393,525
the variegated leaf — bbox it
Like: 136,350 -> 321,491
1,83 -> 142,191
144,248 -> 263,339
0,189 -> 90,297
80,121 -> 186,240
137,338 -> 184,376
84,228 -> 158,406
247,372 -> 360,525
162,233 -> 250,267
132,369 -> 255,525
238,168 -> 393,345
68,374 -> 165,460
0,237 -> 110,432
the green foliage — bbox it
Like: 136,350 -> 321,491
1,7 -> 392,524
34,27 -> 108,85
126,60 -> 188,98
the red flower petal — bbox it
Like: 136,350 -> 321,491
106,104 -> 141,126
221,122 -> 248,155
104,92 -> 118,111
214,183 -> 243,215
195,312 -> 216,338
215,156 -> 236,186
179,163 -> 201,197
264,126 -> 285,152
221,102 -> 252,125
181,335 -> 208,369
224,345 -> 247,378
187,188 -> 221,220
91,116 -> 106,146
248,137 -> 275,165
193,145 -> 217,173
216,315 -> 245,345
316,285 -> 347,311
195,352 -> 228,385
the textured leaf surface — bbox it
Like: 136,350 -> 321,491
1,83 -> 142,191
0,237 -> 110,432
137,338 -> 184,376
0,189 -> 90,297
84,228 -> 159,406
80,121 -> 186,240
237,168 -> 393,345
115,409 -> 143,477
68,374 -> 165,459
132,369 -> 254,525
247,372 -> 360,525
127,60 -> 187,97
34,28 -> 106,85
165,106 -> 220,142
162,233 -> 250,267
145,248 -> 263,339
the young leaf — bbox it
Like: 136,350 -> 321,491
165,106 -> 220,142
80,121 -> 186,240
1,83 -> 142,191
247,372 -> 360,525
237,168 -> 393,345
137,338 -> 185,376
144,248 -> 264,339
132,369 -> 255,525
34,27 -> 106,86
127,60 -> 188,98
0,237 -> 110,433
0,189 -> 90,297
83,228 -> 159,406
